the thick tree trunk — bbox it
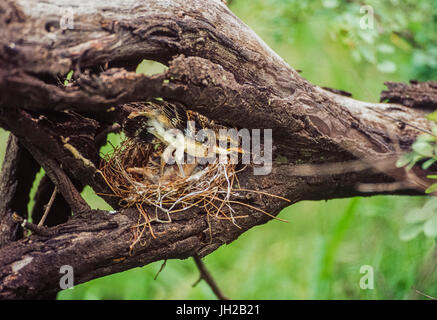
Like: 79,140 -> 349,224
0,0 -> 435,299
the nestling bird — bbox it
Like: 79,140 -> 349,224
123,100 -> 240,178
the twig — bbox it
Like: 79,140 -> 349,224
37,186 -> 57,227
192,254 -> 229,300
192,276 -> 202,288
154,259 -> 167,280
414,289 -> 437,300
13,212 -> 118,237
22,141 -> 90,214
12,213 -> 52,237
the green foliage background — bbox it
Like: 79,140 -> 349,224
1,0 -> 436,299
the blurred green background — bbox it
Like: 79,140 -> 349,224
2,0 -> 436,299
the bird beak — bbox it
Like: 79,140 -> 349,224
128,111 -> 152,119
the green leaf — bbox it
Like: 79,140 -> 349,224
63,70 -> 74,86
321,0 -> 339,8
422,158 -> 436,170
427,111 -> 437,122
421,198 -> 437,214
396,154 -> 413,168
407,153 -> 424,170
405,208 -> 427,223
406,199 -> 437,223
377,44 -> 395,54
416,134 -> 434,143
351,49 -> 362,62
412,141 -> 433,157
360,47 -> 376,64
376,60 -> 397,73
424,216 -> 437,238
399,223 -> 423,241
425,183 -> 437,194
427,175 -> 437,180
358,32 -> 375,45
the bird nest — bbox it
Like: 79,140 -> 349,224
99,137 -> 254,251
100,121 -> 288,252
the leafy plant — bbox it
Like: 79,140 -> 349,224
236,0 -> 437,81
397,110 -> 437,241
63,70 -> 74,86
400,197 -> 437,241
396,111 -> 437,194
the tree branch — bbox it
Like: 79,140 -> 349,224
0,134 -> 40,246
381,81 -> 437,109
0,0 -> 434,299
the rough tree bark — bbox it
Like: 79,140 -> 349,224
0,0 -> 435,299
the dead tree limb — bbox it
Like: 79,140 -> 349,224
0,0 -> 435,299
381,81 -> 437,109
0,135 -> 40,246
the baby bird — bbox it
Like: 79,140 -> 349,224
123,100 -> 236,178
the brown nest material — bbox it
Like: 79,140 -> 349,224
100,137 -> 289,252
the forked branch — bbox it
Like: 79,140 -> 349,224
0,0 -> 434,299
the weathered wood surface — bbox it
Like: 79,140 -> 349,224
0,0 -> 434,299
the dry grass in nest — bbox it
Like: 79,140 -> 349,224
99,138 -> 289,252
